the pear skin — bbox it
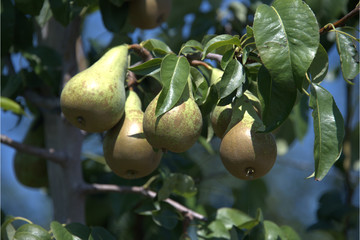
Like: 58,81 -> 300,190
129,0 -> 171,29
143,94 -> 203,153
60,44 -> 128,132
103,91 -> 162,179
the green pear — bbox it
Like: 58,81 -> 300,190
129,0 -> 172,29
103,90 -> 162,179
60,44 -> 128,132
210,67 -> 224,86
14,118 -> 48,188
143,93 -> 203,153
219,112 -> 277,180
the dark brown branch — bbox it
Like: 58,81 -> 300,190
1,134 -> 68,167
129,44 -> 153,62
188,59 -> 212,70
319,5 -> 360,34
127,71 -> 138,90
81,183 -> 208,221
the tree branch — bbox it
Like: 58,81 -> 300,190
81,183 -> 208,221
0,134 -> 68,167
319,5 -> 360,34
129,44 -> 153,62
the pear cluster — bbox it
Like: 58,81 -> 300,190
60,45 -> 203,179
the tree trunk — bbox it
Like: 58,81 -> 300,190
38,17 -> 86,223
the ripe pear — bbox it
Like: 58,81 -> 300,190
103,90 -> 162,179
143,93 -> 203,153
129,0 -> 172,29
60,44 -> 128,132
14,119 -> 48,188
219,112 -> 277,180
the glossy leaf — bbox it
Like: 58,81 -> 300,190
14,0 -> 44,16
158,173 -> 197,201
216,59 -> 245,99
128,58 -> 162,76
281,225 -> 301,240
65,223 -> 91,240
49,0 -> 81,26
155,54 -> 190,117
216,208 -> 253,230
99,0 -> 128,33
202,34 -> 241,59
199,84 -> 219,116
309,83 -> 344,180
309,44 -> 329,83
179,40 -> 203,55
207,220 -> 230,239
89,226 -> 117,240
263,220 -> 286,240
253,0 -> 319,90
14,224 -> 51,240
152,204 -> 179,230
141,39 -> 173,55
190,67 -> 208,104
257,66 -> 297,132
221,49 -> 235,70
51,221 -> 80,240
1,97 -> 25,115
290,93 -> 309,140
335,30 -> 360,82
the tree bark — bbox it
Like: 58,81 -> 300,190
38,17 -> 86,223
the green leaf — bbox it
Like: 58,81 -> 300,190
65,223 -> 91,239
89,227 -> 117,240
179,40 -> 203,55
263,220 -> 286,240
202,34 -> 241,59
309,83 -> 344,180
335,30 -> 360,82
35,0 -> 53,27
1,97 -> 25,115
135,199 -> 160,215
190,67 -> 208,105
216,59 -> 245,99
152,204 -> 179,230
290,93 -> 309,141
216,208 -> 253,230
199,84 -> 219,116
99,0 -> 128,33
158,173 -> 197,201
253,0 -> 319,90
207,220 -> 231,239
280,225 -> 301,240
14,224 -> 51,240
309,44 -> 329,83
221,49 -> 236,70
257,66 -> 297,132
51,221 -> 80,240
14,0 -> 44,16
49,0 -> 82,26
155,54 -> 190,117
141,39 -> 173,55
128,58 -> 162,76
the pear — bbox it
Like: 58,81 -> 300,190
60,44 -> 128,132
210,67 -> 224,86
14,118 -> 48,188
143,94 -> 203,153
219,112 -> 277,180
129,0 -> 172,29
103,90 -> 162,179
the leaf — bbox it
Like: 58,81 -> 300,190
49,0 -> 82,26
199,84 -> 219,117
179,40 -> 203,55
65,223 -> 91,239
35,0 -> 53,27
158,173 -> 197,201
152,204 -> 179,230
202,34 -> 241,59
257,66 -> 297,132
99,0 -> 128,33
263,220 -> 286,240
216,208 -> 253,230
280,225 -> 301,240
290,93 -> 309,141
51,221 -> 81,240
190,67 -> 208,105
253,0 -> 319,90
128,58 -> 162,76
141,39 -> 173,55
155,54 -> 190,117
309,83 -> 344,180
89,227 -> 117,240
221,48 -> 236,70
207,220 -> 231,239
1,97 -> 25,115
14,224 -> 51,240
335,30 -> 360,82
216,59 -> 245,99
14,0 -> 44,16
309,44 -> 329,83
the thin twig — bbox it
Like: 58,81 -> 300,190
128,44 -> 153,62
81,183 -> 208,221
319,5 -> 360,34
188,59 -> 212,70
1,134 -> 68,167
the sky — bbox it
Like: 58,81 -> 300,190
1,0 -> 359,232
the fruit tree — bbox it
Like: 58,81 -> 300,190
1,0 -> 359,239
